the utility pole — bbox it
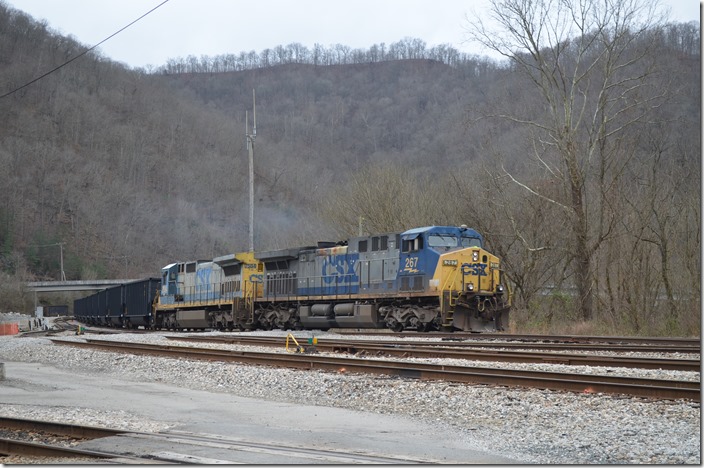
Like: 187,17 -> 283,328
59,242 -> 65,281
30,242 -> 66,281
245,89 -> 257,252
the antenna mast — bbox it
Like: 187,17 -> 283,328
245,89 -> 256,252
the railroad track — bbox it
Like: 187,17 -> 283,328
334,330 -> 702,348
0,417 -> 160,463
51,338 -> 700,401
67,324 -> 700,347
164,335 -> 701,372
0,417 -> 433,464
72,325 -> 700,352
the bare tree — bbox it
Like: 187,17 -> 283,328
465,0 -> 668,321
319,163 -> 450,237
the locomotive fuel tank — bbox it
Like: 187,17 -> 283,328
298,302 -> 381,329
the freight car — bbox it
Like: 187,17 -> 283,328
74,225 -> 512,332
73,278 -> 160,329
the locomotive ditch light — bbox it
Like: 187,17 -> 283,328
497,285 -> 504,293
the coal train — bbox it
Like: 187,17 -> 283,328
73,225 -> 512,332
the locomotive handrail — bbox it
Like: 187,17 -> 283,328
439,265 -> 462,327
181,283 -> 230,306
441,266 -> 461,302
296,272 -> 358,300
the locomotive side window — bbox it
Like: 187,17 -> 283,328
402,236 -> 423,252
359,240 -> 368,252
265,260 -> 289,271
223,264 -> 241,276
380,235 -> 388,250
186,262 -> 196,273
372,237 -> 379,251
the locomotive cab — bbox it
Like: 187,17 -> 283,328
397,225 -> 484,293
160,263 -> 180,303
431,246 -> 511,331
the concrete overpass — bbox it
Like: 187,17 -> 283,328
26,280 -> 142,293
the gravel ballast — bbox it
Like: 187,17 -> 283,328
0,330 -> 700,464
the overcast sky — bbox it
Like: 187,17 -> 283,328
4,0 -> 701,69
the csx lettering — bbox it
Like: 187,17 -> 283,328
322,256 -> 359,284
249,274 -> 264,283
462,263 -> 488,276
196,269 -> 212,289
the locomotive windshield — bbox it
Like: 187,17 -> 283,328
427,233 -> 483,251
461,236 -> 482,248
428,234 -> 458,248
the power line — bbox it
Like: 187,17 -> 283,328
0,0 -> 171,100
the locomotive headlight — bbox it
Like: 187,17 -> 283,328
472,251 -> 479,262
467,283 -> 474,292
497,285 -> 504,294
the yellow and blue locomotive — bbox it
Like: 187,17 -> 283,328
154,252 -> 262,330
75,225 -> 511,332
249,225 -> 511,332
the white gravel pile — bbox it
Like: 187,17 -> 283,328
0,331 -> 700,464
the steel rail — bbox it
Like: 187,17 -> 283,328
169,334 -> 699,353
0,417 -> 425,464
75,325 -> 700,350
164,335 -> 701,371
333,330 -> 702,347
0,417 -> 157,462
0,417 -> 127,439
126,430 -> 433,464
0,438 -> 119,460
51,339 -> 700,401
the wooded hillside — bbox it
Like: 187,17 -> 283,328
0,1 -> 699,335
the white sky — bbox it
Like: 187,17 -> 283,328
4,0 -> 701,69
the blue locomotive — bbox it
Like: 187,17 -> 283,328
238,225 -> 511,332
